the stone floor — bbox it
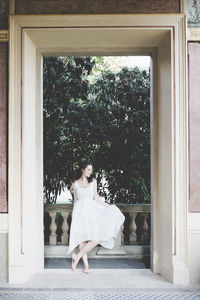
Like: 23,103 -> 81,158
0,289 -> 199,300
0,268 -> 199,299
0,256 -> 199,299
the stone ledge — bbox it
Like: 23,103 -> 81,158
45,245 -> 150,258
97,246 -> 126,256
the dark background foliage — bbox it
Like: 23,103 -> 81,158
43,56 -> 150,204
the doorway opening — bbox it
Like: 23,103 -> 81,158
43,55 -> 151,270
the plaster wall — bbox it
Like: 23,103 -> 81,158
0,233 -> 8,282
0,43 -> 8,213
188,213 -> 200,282
187,42 -> 200,283
188,42 -> 200,212
157,33 -> 173,281
0,214 -> 8,282
0,42 -> 8,283
21,31 -> 44,279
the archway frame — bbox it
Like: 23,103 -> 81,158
8,14 -> 189,284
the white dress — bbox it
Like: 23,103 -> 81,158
66,179 -> 125,255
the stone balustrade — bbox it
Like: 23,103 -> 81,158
44,203 -> 151,246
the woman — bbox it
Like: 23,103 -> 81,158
66,160 -> 125,274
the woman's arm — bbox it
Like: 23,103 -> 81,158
71,181 -> 77,207
93,179 -> 110,207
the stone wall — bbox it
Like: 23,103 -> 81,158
188,42 -> 200,212
0,232 -> 8,282
0,0 -> 9,29
15,0 -> 180,15
0,42 -> 8,213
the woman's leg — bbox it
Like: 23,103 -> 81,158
72,240 -> 99,270
78,241 -> 89,272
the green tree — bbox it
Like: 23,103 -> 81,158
43,56 -> 150,204
89,66 -> 150,203
43,56 -> 96,203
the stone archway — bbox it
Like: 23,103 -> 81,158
8,14 -> 189,284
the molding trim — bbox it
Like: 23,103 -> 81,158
9,0 -> 15,14
180,0 -> 187,14
0,30 -> 8,41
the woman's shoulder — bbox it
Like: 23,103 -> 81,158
71,180 -> 77,187
92,178 -> 97,184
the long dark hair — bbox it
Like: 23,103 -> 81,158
72,160 -> 94,184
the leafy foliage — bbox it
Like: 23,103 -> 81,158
43,56 -> 150,204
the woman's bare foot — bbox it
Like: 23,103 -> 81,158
72,253 -> 78,271
83,256 -> 89,274
83,267 -> 89,274
83,260 -> 89,274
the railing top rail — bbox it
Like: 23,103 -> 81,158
44,203 -> 151,212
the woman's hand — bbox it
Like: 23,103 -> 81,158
93,179 -> 110,207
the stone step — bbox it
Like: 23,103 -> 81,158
44,257 -> 149,269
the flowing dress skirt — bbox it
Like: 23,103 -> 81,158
66,180 -> 125,255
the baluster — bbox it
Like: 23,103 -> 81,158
129,212 -> 137,245
121,223 -> 124,245
141,212 -> 149,244
61,211 -> 69,245
49,212 -> 57,245
44,223 -> 45,242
